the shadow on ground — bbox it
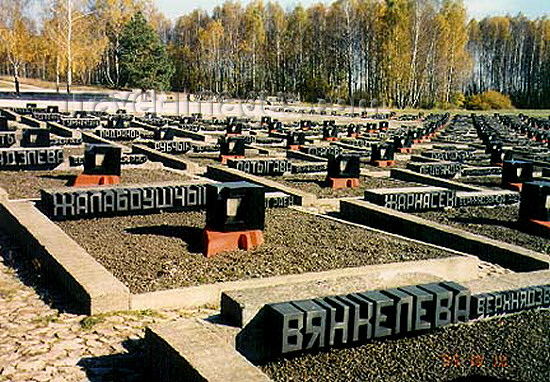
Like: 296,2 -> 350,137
78,338 -> 145,382
125,225 -> 204,253
0,233 -> 81,314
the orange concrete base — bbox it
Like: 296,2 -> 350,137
220,155 -> 245,164
398,147 -> 413,154
505,183 -> 523,192
73,174 -> 120,187
323,137 -> 339,141
348,133 -> 360,138
328,177 -> 360,189
370,160 -> 395,168
287,145 -> 302,151
202,228 -> 264,257
367,130 -> 378,134
528,220 -> 550,238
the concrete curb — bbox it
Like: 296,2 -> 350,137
340,199 -> 550,272
0,197 -> 130,314
131,256 -> 477,313
132,144 -> 201,174
145,319 -> 271,382
391,168 -> 483,191
221,255 -> 479,327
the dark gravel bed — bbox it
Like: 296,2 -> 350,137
56,209 -> 456,293
458,176 -> 503,190
0,168 -> 191,199
264,174 -> 417,198
414,206 -> 550,255
261,309 -> 550,382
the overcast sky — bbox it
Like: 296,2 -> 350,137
155,0 -> 550,20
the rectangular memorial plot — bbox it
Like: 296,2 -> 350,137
0,168 -> 190,199
55,209 -> 457,294
412,205 -> 550,255
264,174 -> 419,199
260,309 -> 550,382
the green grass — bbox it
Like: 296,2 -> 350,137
79,309 -> 164,330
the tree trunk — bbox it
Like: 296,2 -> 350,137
14,69 -> 20,95
66,0 -> 72,94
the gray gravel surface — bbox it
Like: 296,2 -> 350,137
264,174 -> 416,198
56,209 -> 456,293
414,206 -> 550,255
0,168 -> 190,199
261,310 -> 550,382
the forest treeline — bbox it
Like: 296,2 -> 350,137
1,0 -> 550,109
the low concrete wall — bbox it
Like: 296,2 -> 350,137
81,131 -> 128,151
221,255 -> 479,327
132,144 -> 200,173
0,197 -> 130,314
144,269 -> 550,379
145,319 -> 270,382
1,109 -> 20,121
391,168 -> 483,191
286,150 -> 327,162
340,199 -> 549,272
131,255 -> 477,313
206,165 -> 317,206
20,115 -> 43,128
46,121 -> 74,137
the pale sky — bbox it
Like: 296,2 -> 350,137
155,0 -> 550,20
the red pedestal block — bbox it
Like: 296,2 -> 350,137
370,160 -> 395,168
287,145 -> 302,151
202,228 -> 264,257
398,147 -> 413,154
323,137 -> 339,142
328,177 -> 360,189
528,220 -> 550,238
505,182 -> 523,192
73,174 -> 120,187
220,155 -> 245,164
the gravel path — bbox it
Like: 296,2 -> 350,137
264,174 -> 416,198
261,310 -> 550,382
0,233 -> 214,382
0,168 -> 191,199
414,206 -> 550,255
56,209 -> 456,294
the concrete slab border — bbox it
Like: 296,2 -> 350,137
340,199 -> 550,272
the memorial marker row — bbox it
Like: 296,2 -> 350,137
420,150 -> 472,163
290,163 -> 328,174
0,148 -> 64,170
261,282 -> 550,359
95,129 -> 141,140
364,187 -> 456,212
144,140 -> 192,154
407,162 -> 462,178
455,191 -> 520,207
61,118 -> 101,128
41,183 -> 208,219
68,154 -> 147,167
50,138 -> 83,146
227,159 -> 291,176
299,146 -> 342,158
